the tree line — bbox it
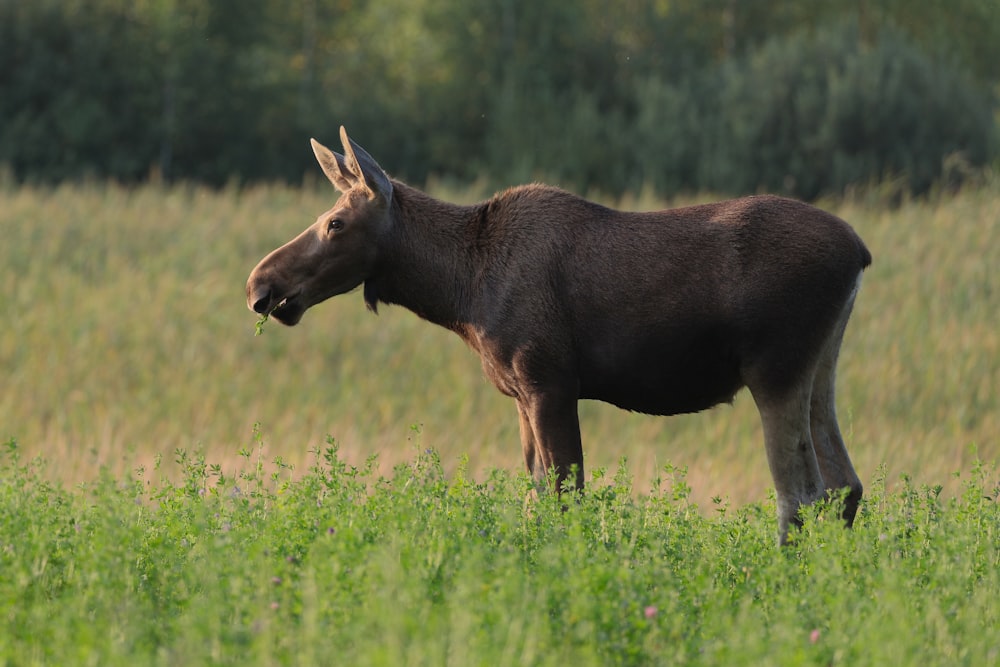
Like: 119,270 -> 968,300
1,0 -> 997,199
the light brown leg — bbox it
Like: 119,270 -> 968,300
517,389 -> 584,493
810,278 -> 864,525
752,379 -> 826,545
517,400 -> 542,485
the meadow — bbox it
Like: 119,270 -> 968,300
0,178 -> 998,664
2,438 -> 998,665
1,178 -> 996,499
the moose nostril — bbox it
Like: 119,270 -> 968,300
249,287 -> 272,314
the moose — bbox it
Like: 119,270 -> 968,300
247,127 -> 871,543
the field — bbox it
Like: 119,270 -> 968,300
1,439 -> 998,666
1,179 -> 998,663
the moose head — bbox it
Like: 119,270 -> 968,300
246,127 -> 393,325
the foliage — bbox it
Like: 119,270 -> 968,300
1,173 -> 998,663
705,22 -> 996,199
0,0 -> 997,196
1,438 -> 998,665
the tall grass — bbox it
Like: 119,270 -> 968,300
1,179 -> 997,506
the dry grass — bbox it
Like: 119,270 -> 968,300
1,179 -> 997,508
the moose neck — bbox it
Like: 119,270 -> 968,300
365,181 -> 483,332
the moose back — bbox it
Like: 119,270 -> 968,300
246,127 -> 871,543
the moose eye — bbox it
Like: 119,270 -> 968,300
327,218 -> 344,233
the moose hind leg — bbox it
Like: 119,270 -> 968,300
809,280 -> 864,525
751,380 -> 826,545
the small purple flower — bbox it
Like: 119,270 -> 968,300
809,629 -> 821,644
272,577 -> 282,585
644,606 -> 658,619
327,527 -> 336,535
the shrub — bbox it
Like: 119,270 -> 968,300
702,21 -> 996,199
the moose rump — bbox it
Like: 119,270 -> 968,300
247,127 -> 871,544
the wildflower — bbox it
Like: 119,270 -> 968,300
644,606 -> 658,619
809,629 -> 820,644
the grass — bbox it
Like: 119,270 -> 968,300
1,178 -> 998,664
2,437 -> 997,666
1,179 -> 996,504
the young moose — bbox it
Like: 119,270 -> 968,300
247,127 -> 871,543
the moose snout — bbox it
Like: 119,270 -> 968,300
246,273 -> 305,324
248,284 -> 273,314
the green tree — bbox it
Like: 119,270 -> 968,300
0,0 -> 997,193
703,21 -> 995,198
0,0 -> 159,181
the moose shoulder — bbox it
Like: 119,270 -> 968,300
247,127 -> 871,544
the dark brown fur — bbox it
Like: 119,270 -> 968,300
247,128 -> 871,543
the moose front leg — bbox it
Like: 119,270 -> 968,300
516,391 -> 584,493
516,402 -> 541,485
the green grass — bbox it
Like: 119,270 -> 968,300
2,437 -> 997,666
1,179 -> 999,664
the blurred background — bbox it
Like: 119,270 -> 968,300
1,0 -> 998,199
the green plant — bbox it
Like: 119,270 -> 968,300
2,440 -> 998,665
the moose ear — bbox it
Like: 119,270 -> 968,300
339,126 -> 393,202
311,138 -> 354,192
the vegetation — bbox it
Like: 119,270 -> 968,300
0,180 -> 996,506
1,1 -> 997,198
0,152 -> 997,665
4,6 -> 997,662
2,437 -> 997,665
